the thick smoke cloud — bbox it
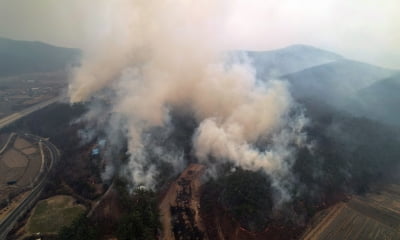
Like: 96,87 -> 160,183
68,0 -> 309,199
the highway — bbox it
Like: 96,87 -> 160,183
0,135 -> 59,240
0,97 -> 60,130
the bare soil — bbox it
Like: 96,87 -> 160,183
17,152 -> 41,187
301,184 -> 400,240
2,149 -> 28,168
22,147 -> 37,155
13,137 -> 33,150
0,135 -> 42,203
159,163 -> 207,240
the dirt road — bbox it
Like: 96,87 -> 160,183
159,163 -> 207,240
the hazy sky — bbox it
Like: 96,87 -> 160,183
0,0 -> 399,68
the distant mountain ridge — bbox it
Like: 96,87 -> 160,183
2,37 -> 399,126
347,74 -> 400,126
0,37 -> 81,77
246,44 -> 343,79
284,59 -> 397,105
245,43 -> 400,126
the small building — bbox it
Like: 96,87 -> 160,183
91,148 -> 100,156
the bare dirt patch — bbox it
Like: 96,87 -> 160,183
301,184 -> 400,240
0,135 -> 42,203
301,203 -> 346,240
159,163 -> 207,240
17,153 -> 41,187
1,149 -> 28,168
22,147 -> 37,155
1,167 -> 25,183
13,137 -> 32,150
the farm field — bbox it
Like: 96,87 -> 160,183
0,135 -> 42,202
301,184 -> 400,240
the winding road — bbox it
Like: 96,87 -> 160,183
0,135 -> 59,240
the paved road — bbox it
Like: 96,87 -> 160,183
0,97 -> 60,130
0,133 -> 16,154
0,135 -> 59,240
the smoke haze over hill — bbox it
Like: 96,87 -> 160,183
2,1 -> 400,238
68,0 -> 310,204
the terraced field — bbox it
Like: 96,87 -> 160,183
301,184 -> 400,240
0,135 -> 42,202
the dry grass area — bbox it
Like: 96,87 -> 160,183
301,184 -> 400,240
26,195 -> 86,234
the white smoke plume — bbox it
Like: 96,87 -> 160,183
68,0 -> 310,199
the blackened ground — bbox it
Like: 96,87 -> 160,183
171,177 -> 204,240
200,180 -> 305,240
200,99 -> 400,239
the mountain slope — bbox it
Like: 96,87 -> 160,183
0,37 -> 80,77
284,59 -> 397,107
346,74 -> 400,126
246,44 -> 343,79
